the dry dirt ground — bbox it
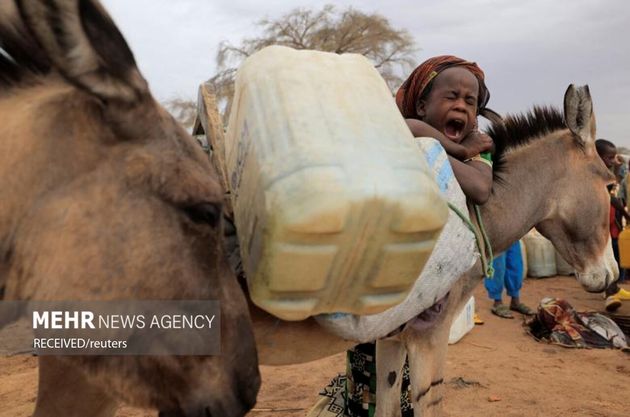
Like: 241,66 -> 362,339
1,276 -> 629,417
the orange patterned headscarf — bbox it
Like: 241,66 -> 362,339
395,55 -> 490,119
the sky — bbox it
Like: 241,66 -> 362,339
102,0 -> 630,147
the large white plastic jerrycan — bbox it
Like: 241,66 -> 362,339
225,46 -> 449,320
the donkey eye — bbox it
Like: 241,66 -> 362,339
181,202 -> 222,228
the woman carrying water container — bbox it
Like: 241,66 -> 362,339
397,57 -> 534,319
343,55 -> 500,416
397,55 -> 494,205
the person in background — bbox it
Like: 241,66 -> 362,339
616,155 -> 628,204
595,139 -> 630,311
484,241 -> 534,318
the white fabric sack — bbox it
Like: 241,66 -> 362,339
315,138 -> 479,342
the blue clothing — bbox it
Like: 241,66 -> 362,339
485,241 -> 523,301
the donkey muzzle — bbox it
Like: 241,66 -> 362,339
575,270 -> 613,293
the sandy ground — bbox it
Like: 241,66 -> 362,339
1,276 -> 629,417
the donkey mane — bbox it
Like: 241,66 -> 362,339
487,106 -> 568,179
0,13 -> 50,89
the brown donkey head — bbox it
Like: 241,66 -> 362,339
488,85 -> 615,293
0,0 -> 259,415
539,85 -> 617,291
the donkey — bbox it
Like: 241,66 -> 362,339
372,84 -> 616,417
0,1 -> 259,416
255,85 -> 614,369
252,85 -> 616,416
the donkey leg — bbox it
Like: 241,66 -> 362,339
34,356 -> 118,417
375,338 -> 407,417
404,273 -> 478,417
404,326 -> 448,417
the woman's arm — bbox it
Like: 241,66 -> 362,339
404,118 -> 493,204
405,119 -> 493,161
405,119 -> 468,160
448,157 -> 493,205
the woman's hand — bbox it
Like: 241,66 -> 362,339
461,130 -> 494,159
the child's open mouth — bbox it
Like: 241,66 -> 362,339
444,119 -> 465,141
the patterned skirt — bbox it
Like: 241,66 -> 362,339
310,342 -> 413,417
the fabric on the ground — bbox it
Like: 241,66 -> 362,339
607,313 -> 630,339
525,297 -> 628,349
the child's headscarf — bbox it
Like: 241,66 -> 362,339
395,55 -> 491,119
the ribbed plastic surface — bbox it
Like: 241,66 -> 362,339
523,229 -> 557,278
225,46 -> 449,320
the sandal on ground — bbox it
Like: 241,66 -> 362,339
510,302 -> 535,315
605,295 -> 622,312
491,304 -> 514,319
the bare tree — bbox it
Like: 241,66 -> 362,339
209,4 -> 418,120
163,98 -> 197,131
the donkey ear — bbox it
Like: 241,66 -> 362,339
563,84 -> 596,144
479,107 -> 503,126
16,0 -> 148,103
